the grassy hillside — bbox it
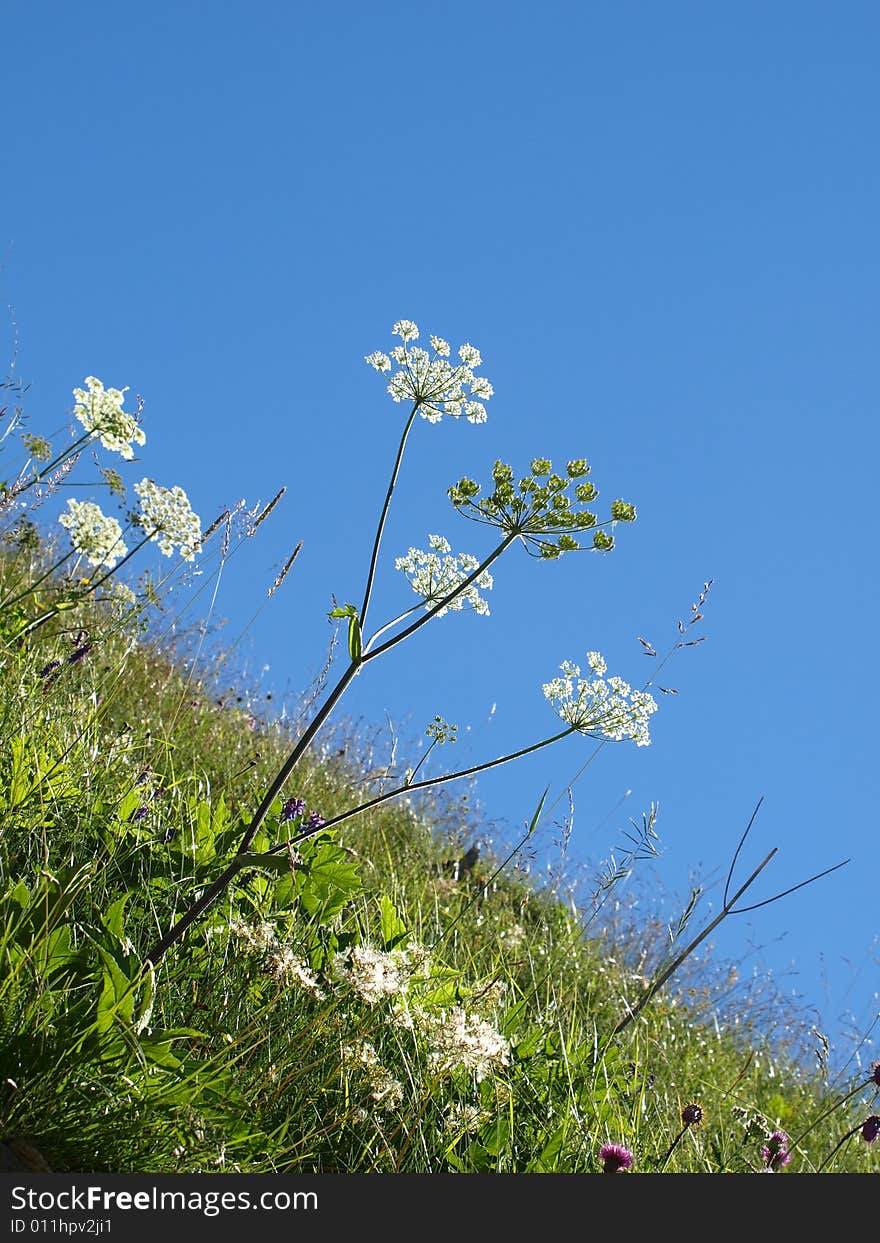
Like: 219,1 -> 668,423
0,355 -> 877,1176
0,543 -> 877,1175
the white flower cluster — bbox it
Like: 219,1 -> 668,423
365,320 -> 493,423
334,943 -> 430,1004
542,650 -> 658,747
417,1007 -> 510,1082
134,478 -> 202,561
444,1102 -> 490,1137
395,534 -> 493,616
342,1041 -> 404,1113
228,918 -> 277,954
227,920 -> 325,998
59,498 -> 128,568
73,376 -> 146,460
267,948 -> 326,997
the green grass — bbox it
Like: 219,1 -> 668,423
0,537 -> 878,1175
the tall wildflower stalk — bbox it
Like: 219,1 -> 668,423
143,320 -> 646,964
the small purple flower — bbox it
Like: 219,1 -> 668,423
307,810 -> 326,830
681,1103 -> 703,1127
135,768 -> 153,786
760,1130 -> 792,1171
151,786 -> 165,801
39,660 -> 62,686
67,643 -> 92,665
130,806 -> 150,823
870,1061 -> 880,1088
599,1143 -> 633,1174
281,797 -> 306,822
862,1116 -> 880,1145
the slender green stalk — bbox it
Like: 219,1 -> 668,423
817,1123 -> 861,1172
0,547 -> 77,612
272,725 -> 576,851
144,400 -> 524,967
611,848 -> 779,1036
362,532 -> 517,661
359,402 -> 420,629
13,532 -> 154,641
790,1079 -> 869,1150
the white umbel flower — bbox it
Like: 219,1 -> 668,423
73,376 -> 146,460
134,478 -> 202,560
59,498 -> 128,567
395,534 -> 493,616
365,320 -> 493,423
542,653 -> 658,746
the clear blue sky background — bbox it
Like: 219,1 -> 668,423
4,2 -> 877,1060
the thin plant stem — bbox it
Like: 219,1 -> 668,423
359,402 -> 419,629
817,1123 -> 861,1172
273,725 -> 576,852
611,847 -> 779,1036
362,532 -> 517,660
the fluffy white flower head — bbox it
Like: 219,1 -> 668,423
395,534 -> 493,617
365,320 -> 493,423
73,376 -> 146,460
335,944 -> 410,1004
418,1007 -> 509,1082
134,478 -> 202,561
59,498 -> 128,568
542,652 -> 658,746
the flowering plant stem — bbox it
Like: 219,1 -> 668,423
358,403 -> 418,628
143,533 -> 532,968
273,725 -> 574,851
144,396 -> 518,965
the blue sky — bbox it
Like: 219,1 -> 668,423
4,2 -> 878,1059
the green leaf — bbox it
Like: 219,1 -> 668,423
95,947 -> 136,1034
528,1124 -> 567,1172
347,613 -> 362,663
327,603 -> 362,663
526,786 -> 550,838
101,893 -> 130,944
296,842 -> 362,924
378,894 -> 408,950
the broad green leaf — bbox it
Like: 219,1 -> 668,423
379,894 -> 408,949
528,1125 -> 566,1172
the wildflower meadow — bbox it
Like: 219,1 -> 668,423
0,320 -> 877,1179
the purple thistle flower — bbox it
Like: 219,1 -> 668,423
281,797 -> 306,822
681,1103 -> 703,1127
599,1143 -> 633,1174
760,1130 -> 792,1171
862,1116 -> 880,1145
307,811 -> 326,830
